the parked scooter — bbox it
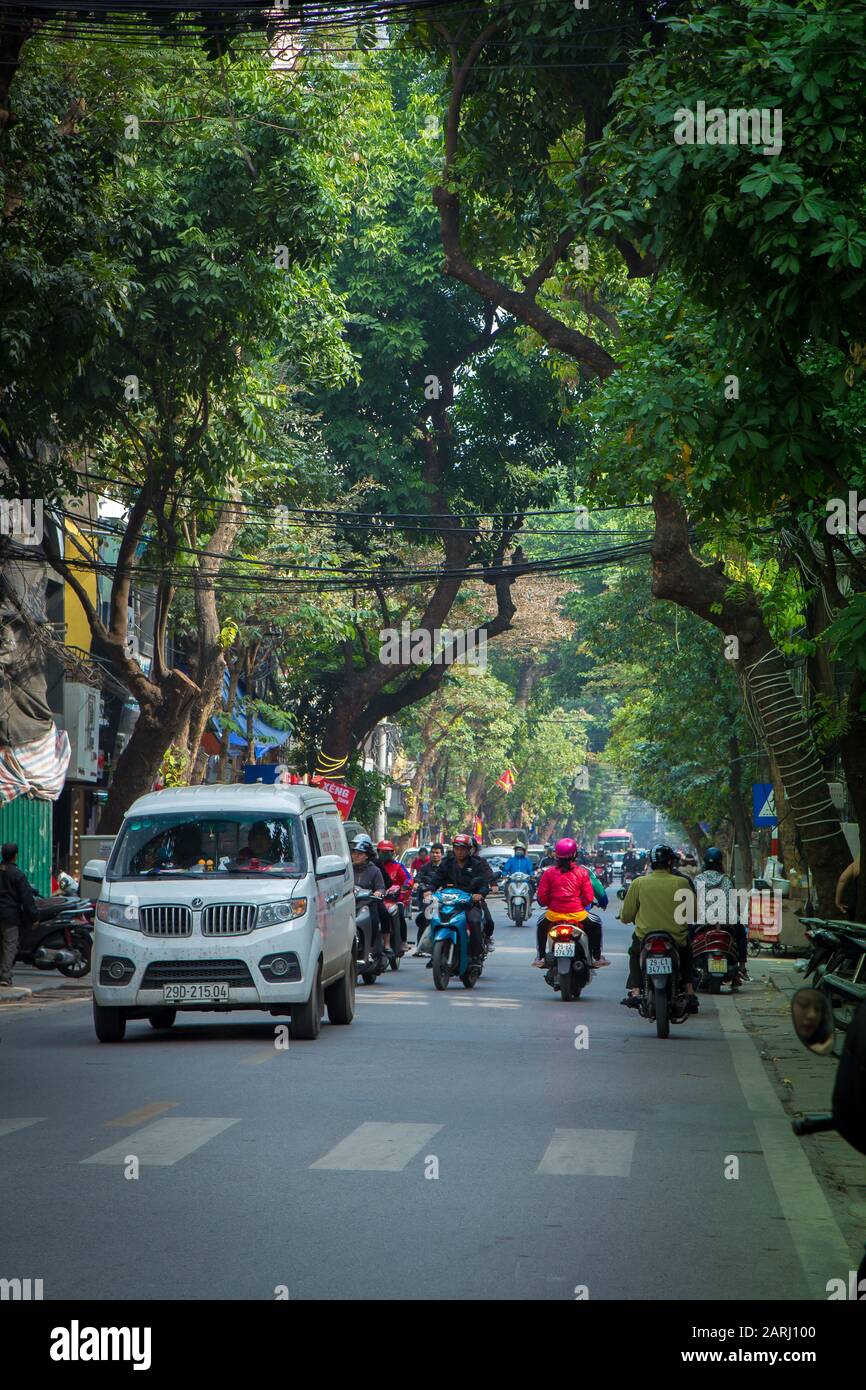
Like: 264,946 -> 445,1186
429,887 -> 485,990
503,870 -> 533,927
637,930 -> 689,1038
692,924 -> 740,994
790,987 -> 866,1292
15,896 -> 94,978
353,888 -> 389,985
540,914 -> 594,1001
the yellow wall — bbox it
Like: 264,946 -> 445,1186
64,519 -> 98,654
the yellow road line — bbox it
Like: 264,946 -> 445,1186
105,1101 -> 180,1128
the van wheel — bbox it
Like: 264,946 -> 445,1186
326,950 -> 356,1025
291,964 -> 323,1040
147,1009 -> 177,1029
93,1001 -> 126,1043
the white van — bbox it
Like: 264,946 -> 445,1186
91,783 -> 356,1043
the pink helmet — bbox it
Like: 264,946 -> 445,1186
555,837 -> 578,860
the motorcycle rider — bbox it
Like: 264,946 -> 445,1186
350,835 -> 389,960
412,843 -> 444,951
471,836 -> 497,950
532,838 -> 595,967
0,843 -> 38,988
619,842 -> 698,1012
692,846 -> 748,982
500,841 -> 535,918
426,834 -> 489,966
377,839 -> 411,956
538,842 -> 557,871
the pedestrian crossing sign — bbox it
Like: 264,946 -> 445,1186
752,782 -> 776,826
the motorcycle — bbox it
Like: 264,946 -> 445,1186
637,931 -> 689,1038
616,870 -> 635,902
353,888 -> 389,985
691,925 -> 740,994
15,896 -> 94,978
381,884 -> 406,970
504,871 -> 533,928
429,887 -> 485,990
541,913 -> 594,1001
593,859 -> 611,889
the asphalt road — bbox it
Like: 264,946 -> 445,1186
0,896 -> 847,1301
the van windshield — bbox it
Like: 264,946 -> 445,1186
108,812 -> 307,880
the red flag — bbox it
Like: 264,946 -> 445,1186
496,768 -> 515,792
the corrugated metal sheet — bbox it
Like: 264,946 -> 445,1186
0,796 -> 52,895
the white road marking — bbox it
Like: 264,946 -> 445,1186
536,1128 -> 636,1177
82,1117 -> 239,1166
717,996 -> 855,1297
0,1118 -> 45,1138
310,1121 -> 442,1172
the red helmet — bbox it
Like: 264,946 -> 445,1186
377,840 -> 395,852
452,833 -> 473,849
555,837 -> 578,860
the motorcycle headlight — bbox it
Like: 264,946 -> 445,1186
96,901 -> 140,930
258,899 -> 307,927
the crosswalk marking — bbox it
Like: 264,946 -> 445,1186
450,997 -> 520,1009
536,1128 -> 636,1177
310,1121 -> 442,1172
82,1117 -> 240,1167
0,1118 -> 44,1138
105,1102 -> 179,1128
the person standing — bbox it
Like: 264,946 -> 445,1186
0,843 -> 38,987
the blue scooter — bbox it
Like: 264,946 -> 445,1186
430,888 -> 485,990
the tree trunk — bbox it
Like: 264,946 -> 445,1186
651,490 -> 850,912
839,672 -> 866,918
96,674 -> 196,833
514,660 -> 539,712
766,748 -> 802,877
728,733 -> 754,884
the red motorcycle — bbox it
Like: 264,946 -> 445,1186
691,925 -> 739,994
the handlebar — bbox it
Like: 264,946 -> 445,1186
791,1113 -> 835,1136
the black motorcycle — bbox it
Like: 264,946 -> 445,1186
15,896 -> 94,978
353,888 -> 389,985
541,914 -> 594,1001
638,930 -> 689,1038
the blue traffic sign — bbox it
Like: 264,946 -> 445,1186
752,782 -> 777,826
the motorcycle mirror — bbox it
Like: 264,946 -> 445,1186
791,987 -> 835,1055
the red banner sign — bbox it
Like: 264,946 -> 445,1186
311,777 -> 357,819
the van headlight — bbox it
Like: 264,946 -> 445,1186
96,901 -> 140,930
258,899 -> 307,927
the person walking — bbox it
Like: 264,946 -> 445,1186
0,843 -> 39,987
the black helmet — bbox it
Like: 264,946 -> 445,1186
703,846 -> 724,870
649,843 -> 675,869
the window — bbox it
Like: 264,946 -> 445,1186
109,812 -> 307,879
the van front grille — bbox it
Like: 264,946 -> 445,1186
141,960 -> 254,987
139,905 -> 192,937
201,903 -> 257,936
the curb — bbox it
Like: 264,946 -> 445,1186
0,986 -> 32,1001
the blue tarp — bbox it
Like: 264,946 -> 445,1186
211,670 -> 292,758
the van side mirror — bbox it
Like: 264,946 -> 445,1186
315,853 -> 345,879
82,859 -> 106,883
791,988 -> 835,1055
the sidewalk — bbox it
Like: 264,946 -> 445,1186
0,972 -> 92,1005
731,960 -> 866,1263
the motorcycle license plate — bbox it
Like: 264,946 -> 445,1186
709,957 -> 727,974
553,942 -> 575,957
162,982 -> 230,1003
645,957 -> 671,975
